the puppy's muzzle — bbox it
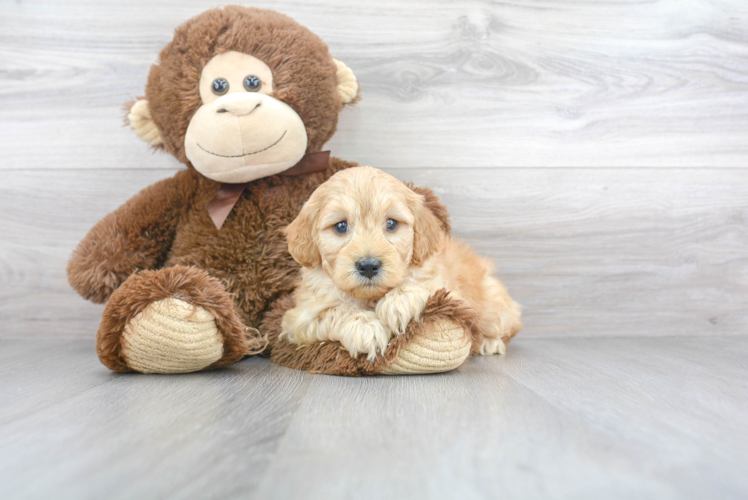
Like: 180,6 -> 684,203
356,257 -> 381,279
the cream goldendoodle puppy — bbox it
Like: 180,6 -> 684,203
281,166 -> 521,361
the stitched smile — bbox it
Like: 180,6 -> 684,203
197,130 -> 287,158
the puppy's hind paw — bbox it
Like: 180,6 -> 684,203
340,312 -> 393,362
476,337 -> 507,356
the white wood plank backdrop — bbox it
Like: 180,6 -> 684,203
1,0 -> 747,339
2,0 -> 748,169
2,168 -> 747,338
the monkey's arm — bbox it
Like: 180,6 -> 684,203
67,169 -> 200,303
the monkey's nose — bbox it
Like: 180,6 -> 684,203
356,257 -> 381,279
216,97 -> 262,116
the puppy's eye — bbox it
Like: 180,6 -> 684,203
333,221 -> 349,234
385,219 -> 399,232
212,78 -> 229,95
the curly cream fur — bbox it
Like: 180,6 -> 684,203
283,167 -> 522,361
280,267 -> 391,361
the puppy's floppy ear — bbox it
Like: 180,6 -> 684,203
406,184 -> 451,235
406,187 -> 447,266
285,199 -> 322,268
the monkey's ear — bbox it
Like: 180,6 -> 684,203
333,59 -> 359,105
126,99 -> 163,147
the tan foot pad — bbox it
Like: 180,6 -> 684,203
383,319 -> 472,375
121,298 -> 224,374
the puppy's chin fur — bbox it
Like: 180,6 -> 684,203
344,280 -> 393,301
327,267 -> 396,300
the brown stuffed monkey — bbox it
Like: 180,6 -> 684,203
67,6 -> 481,375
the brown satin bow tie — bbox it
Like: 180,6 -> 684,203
206,150 -> 330,230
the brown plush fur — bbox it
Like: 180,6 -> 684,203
68,170 -> 200,304
70,154 -> 356,337
97,265 -> 263,372
68,6 -> 477,374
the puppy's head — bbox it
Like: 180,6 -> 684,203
285,166 -> 445,299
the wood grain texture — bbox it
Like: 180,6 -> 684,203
1,337 -> 746,499
1,0 -> 747,169
0,339 -> 314,500
2,167 -> 746,339
0,338 -> 112,425
253,337 -> 748,500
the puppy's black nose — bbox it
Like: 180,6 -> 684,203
356,257 -> 381,279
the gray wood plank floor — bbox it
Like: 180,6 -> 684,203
1,337 -> 746,500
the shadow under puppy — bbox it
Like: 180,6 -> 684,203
282,166 -> 522,361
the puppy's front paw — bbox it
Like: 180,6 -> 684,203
280,307 -> 305,345
339,311 -> 392,362
375,285 -> 431,335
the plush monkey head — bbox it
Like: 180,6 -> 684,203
127,6 -> 358,183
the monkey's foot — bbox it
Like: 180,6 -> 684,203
96,266 -> 265,373
120,298 -> 223,373
381,318 -> 472,375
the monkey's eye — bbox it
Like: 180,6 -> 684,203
333,221 -> 348,235
385,219 -> 399,232
212,78 -> 229,95
243,75 -> 262,92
